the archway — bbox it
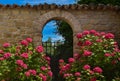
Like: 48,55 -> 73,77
32,10 -> 81,80
42,19 -> 73,81
33,10 -> 82,53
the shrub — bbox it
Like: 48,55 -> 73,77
59,30 -> 120,81
0,38 -> 52,81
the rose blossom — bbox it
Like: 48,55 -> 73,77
40,66 -> 46,71
84,40 -> 92,46
59,59 -> 64,63
0,50 -> 4,54
77,41 -> 82,46
90,77 -> 97,81
73,53 -> 80,59
26,38 -> 32,43
25,71 -> 30,77
83,50 -> 92,56
64,73 -> 73,78
93,67 -> 103,74
105,33 -> 114,39
96,39 -> 103,42
44,56 -> 51,61
3,43 -> 10,48
20,53 -> 29,59
83,64 -> 91,70
3,53 -> 11,59
29,69 -> 36,76
0,57 -> 4,61
100,32 -> 105,35
76,33 -> 82,38
36,46 -> 44,53
48,71 -> 53,77
23,64 -> 28,69
39,73 -> 47,81
83,30 -> 90,35
104,53 -> 111,57
90,30 -> 96,34
16,60 -> 24,66
68,58 -> 75,63
20,40 -> 28,46
74,72 -> 81,76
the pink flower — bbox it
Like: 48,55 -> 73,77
20,53 -> 28,59
105,33 -> 114,39
25,71 -> 30,77
42,75 -> 47,81
64,73 -> 72,78
0,57 -> 4,61
83,50 -> 92,56
94,32 -> 100,36
3,53 -> 11,59
89,70 -> 94,75
84,40 -> 92,46
73,53 -> 80,59
39,73 -> 47,81
83,64 -> 91,70
40,66 -> 46,71
59,59 -> 64,63
29,69 -> 36,76
3,43 -> 10,48
16,60 -> 24,66
83,30 -> 90,35
26,38 -> 32,43
36,46 -> 44,53
100,32 -> 106,35
20,40 -> 28,46
90,30 -> 96,34
61,65 -> 70,71
23,64 -> 28,69
48,71 -> 53,77
44,56 -> 51,61
93,67 -> 103,74
90,77 -> 96,81
77,41 -> 82,46
118,58 -> 120,61
96,39 -> 103,42
68,58 -> 75,63
76,33 -> 82,38
66,64 -> 71,69
104,53 -> 111,57
111,60 -> 117,64
74,72 -> 81,76
0,50 -> 4,54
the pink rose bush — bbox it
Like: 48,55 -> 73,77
59,30 -> 120,81
0,38 -> 52,81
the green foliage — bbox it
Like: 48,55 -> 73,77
0,38 -> 52,81
59,30 -> 120,81
77,0 -> 120,5
55,20 -> 73,62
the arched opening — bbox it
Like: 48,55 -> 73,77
42,19 -> 73,80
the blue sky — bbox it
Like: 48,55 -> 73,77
0,0 -> 76,5
0,0 -> 75,42
42,20 -> 65,42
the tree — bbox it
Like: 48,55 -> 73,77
55,20 -> 73,62
77,0 -> 120,5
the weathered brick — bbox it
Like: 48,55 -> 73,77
0,8 -> 119,53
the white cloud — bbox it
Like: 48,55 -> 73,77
52,36 -> 64,42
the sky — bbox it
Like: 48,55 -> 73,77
0,0 -> 76,5
0,0 -> 75,42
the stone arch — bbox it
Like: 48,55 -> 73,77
33,9 -> 81,53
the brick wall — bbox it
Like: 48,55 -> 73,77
0,4 -> 120,53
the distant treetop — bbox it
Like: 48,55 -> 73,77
77,0 -> 120,6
